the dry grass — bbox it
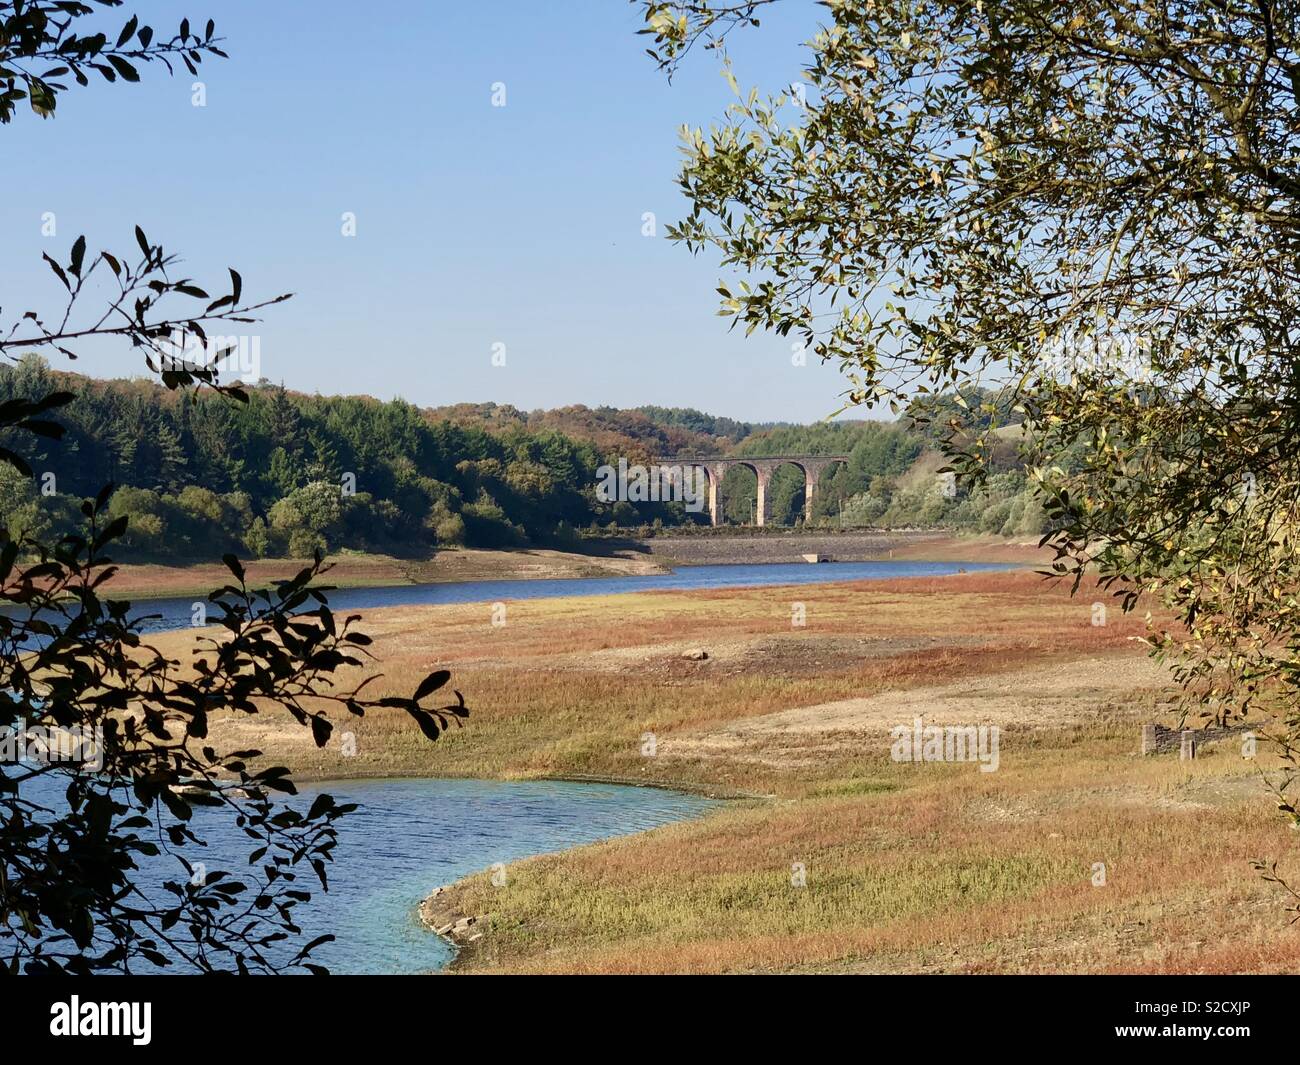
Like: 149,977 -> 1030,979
169,570 -> 1155,791
147,567 -> 1300,973
441,733 -> 1297,974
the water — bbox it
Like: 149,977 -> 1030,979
289,777 -> 716,974
10,775 -> 716,974
120,559 -> 1014,633
6,558 -> 1004,971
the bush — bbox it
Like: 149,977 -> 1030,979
461,500 -> 524,548
244,516 -> 271,558
268,481 -> 346,552
287,527 -> 326,558
109,487 -> 169,554
434,513 -> 466,546
979,498 -> 1014,534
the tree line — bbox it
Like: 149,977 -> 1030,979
0,359 -> 1050,558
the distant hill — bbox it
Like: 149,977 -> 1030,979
426,402 -> 763,458
0,359 -> 1047,560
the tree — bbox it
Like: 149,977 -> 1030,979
640,0 -> 1300,904
0,464 -> 49,543
267,386 -> 304,455
155,423 -> 188,493
0,3 -> 466,973
268,481 -> 348,558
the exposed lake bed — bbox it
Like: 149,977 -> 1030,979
92,533 -> 1045,603
96,555 -> 1009,972
75,551 -> 1271,975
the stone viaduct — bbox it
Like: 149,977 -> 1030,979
654,455 -> 849,527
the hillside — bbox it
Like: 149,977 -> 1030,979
424,401 -> 755,458
0,358 -> 1046,561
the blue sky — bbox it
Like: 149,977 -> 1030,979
0,0 -> 867,424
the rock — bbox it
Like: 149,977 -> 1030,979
468,933 -> 483,942
435,923 -> 454,936
682,649 -> 709,660
453,916 -> 476,932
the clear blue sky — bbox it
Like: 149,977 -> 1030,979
1,0 -> 867,424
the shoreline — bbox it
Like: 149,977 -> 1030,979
410,774 -> 753,971
96,533 -> 1046,602
288,765 -> 770,800
287,769 -> 746,972
90,547 -> 667,601
289,768 -> 761,971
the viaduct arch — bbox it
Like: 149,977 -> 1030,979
654,455 -> 849,527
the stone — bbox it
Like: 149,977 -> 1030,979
682,649 -> 709,660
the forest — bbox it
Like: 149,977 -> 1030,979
0,356 -> 1047,560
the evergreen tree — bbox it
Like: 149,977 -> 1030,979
157,424 -> 188,493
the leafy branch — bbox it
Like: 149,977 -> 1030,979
3,228 -> 290,400
0,1 -> 225,121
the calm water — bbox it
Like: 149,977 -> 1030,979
124,559 -> 1014,633
14,775 -> 716,974
278,778 -> 716,974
